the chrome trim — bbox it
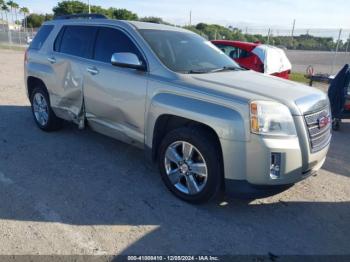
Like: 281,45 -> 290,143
164,141 -> 208,195
295,94 -> 329,115
33,93 -> 49,126
111,52 -> 145,70
304,106 -> 332,153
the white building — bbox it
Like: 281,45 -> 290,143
0,20 -> 22,31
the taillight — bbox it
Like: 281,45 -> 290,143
24,49 -> 28,64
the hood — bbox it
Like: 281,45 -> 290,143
182,70 -> 328,116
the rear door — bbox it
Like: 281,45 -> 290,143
49,25 -> 97,123
83,26 -> 148,146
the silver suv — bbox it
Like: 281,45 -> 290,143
25,15 -> 331,203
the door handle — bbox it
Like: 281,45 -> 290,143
47,57 -> 56,64
86,66 -> 99,75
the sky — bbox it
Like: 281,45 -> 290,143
12,0 -> 350,30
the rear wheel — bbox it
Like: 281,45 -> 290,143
30,87 -> 62,131
158,127 -> 222,203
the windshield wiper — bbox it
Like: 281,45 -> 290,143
186,66 -> 243,74
187,69 -> 212,74
187,66 -> 241,74
208,66 -> 242,73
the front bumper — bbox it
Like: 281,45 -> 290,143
220,123 -> 329,186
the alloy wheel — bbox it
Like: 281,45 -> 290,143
164,141 -> 208,195
33,93 -> 49,126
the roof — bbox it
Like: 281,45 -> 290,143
45,18 -> 190,33
128,21 -> 188,32
211,40 -> 260,52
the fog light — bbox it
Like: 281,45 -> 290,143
270,153 -> 281,179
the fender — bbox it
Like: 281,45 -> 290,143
26,62 -> 54,97
145,92 -> 248,149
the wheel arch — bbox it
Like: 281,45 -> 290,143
27,76 -> 48,99
151,114 -> 223,163
146,93 -> 247,155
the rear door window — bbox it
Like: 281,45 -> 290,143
58,26 -> 97,59
29,25 -> 54,50
93,27 -> 143,63
215,44 -> 251,59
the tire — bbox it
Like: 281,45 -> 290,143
30,87 -> 63,131
332,118 -> 340,131
158,127 -> 223,204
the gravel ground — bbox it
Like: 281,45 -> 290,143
286,50 -> 350,75
0,49 -> 349,256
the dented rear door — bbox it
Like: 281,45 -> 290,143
49,25 -> 97,123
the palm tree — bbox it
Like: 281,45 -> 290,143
1,3 -> 9,31
20,6 -> 29,16
12,1 -> 18,25
20,6 -> 29,32
1,3 -> 8,23
0,0 -> 4,30
6,1 -> 15,23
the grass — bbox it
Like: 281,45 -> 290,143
0,43 -> 26,52
290,72 -> 310,84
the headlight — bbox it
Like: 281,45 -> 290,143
250,101 -> 297,136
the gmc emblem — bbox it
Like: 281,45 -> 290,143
317,115 -> 331,129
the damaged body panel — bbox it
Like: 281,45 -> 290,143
48,54 -> 85,124
26,52 -> 85,125
83,60 -> 148,147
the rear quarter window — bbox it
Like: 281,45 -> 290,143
29,25 -> 54,50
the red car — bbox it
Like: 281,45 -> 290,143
212,40 -> 292,79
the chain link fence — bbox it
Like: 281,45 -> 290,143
0,27 -> 37,49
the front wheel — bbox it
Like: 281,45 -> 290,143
332,118 -> 340,131
158,127 -> 222,203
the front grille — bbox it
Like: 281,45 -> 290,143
304,107 -> 331,153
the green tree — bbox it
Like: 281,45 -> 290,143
6,0 -> 15,22
26,13 -> 52,28
109,8 -> 138,20
20,7 -> 29,30
1,2 -> 9,26
139,16 -> 171,25
53,1 -> 89,16
0,0 -> 5,24
53,1 -> 111,17
11,1 -> 18,23
19,6 -> 29,16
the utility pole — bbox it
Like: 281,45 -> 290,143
88,0 -> 91,14
346,33 -> 350,54
291,19 -> 296,49
331,28 -> 342,75
267,28 -> 271,45
189,10 -> 192,26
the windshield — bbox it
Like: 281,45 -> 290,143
139,29 -> 240,74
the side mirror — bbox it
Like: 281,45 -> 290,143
111,52 -> 146,71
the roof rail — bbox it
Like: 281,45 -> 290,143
53,13 -> 107,20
